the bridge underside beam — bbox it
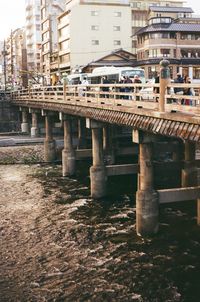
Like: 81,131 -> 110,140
158,186 -> 200,203
106,164 -> 139,176
75,146 -> 138,160
14,102 -> 200,142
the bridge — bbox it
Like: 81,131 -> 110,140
6,62 -> 200,237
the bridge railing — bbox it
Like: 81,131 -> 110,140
10,82 -> 200,114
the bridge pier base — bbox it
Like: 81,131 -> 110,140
133,130 -> 159,236
44,113 -> 56,162
87,119 -> 107,198
62,117 -> 76,176
21,110 -> 29,133
30,110 -> 39,137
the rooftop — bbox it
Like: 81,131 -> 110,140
136,22 -> 200,35
149,6 -> 193,13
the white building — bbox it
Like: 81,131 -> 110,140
57,0 -> 132,74
57,0 -> 185,75
25,0 -> 41,82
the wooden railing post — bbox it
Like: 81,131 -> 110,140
159,59 -> 170,112
63,79 -> 67,102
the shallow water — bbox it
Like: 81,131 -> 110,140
0,163 -> 200,302
33,163 -> 200,302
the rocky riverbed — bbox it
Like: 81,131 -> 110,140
0,147 -> 200,302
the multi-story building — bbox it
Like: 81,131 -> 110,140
25,0 -> 41,83
136,6 -> 200,81
4,29 -> 28,88
13,28 -> 28,88
57,0 -> 132,75
130,0 -> 185,54
41,0 -> 65,85
56,0 -> 185,77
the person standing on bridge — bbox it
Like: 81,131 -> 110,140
101,76 -> 110,98
81,77 -> 89,97
183,77 -> 195,106
133,75 -> 142,101
154,72 -> 160,102
174,73 -> 184,103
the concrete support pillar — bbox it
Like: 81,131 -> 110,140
88,120 -> 107,198
77,117 -> 87,149
181,141 -> 199,225
21,110 -> 29,133
103,124 -> 115,164
182,141 -> 197,187
136,142 -> 159,236
62,117 -> 76,176
44,114 -> 56,162
31,112 -> 39,137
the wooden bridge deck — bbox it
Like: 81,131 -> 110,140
10,82 -> 200,142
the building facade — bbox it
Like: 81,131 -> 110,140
55,0 -> 185,77
25,0 -> 41,83
136,6 -> 200,81
130,0 -> 185,54
57,0 -> 132,75
41,0 -> 65,85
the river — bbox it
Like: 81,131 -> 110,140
0,163 -> 200,302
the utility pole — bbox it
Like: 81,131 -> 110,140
10,30 -> 14,88
2,40 -> 7,90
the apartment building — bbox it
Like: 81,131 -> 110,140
41,0 -> 65,85
55,0 -> 185,77
57,0 -> 132,76
130,0 -> 185,54
12,28 -> 28,88
4,29 -> 28,88
136,6 -> 200,81
25,0 -> 41,83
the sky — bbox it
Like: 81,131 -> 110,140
0,0 -> 199,41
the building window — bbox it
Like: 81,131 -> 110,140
193,67 -> 200,79
91,11 -> 99,16
60,40 -> 69,51
160,49 -> 170,57
114,12 -> 121,17
42,31 -> 49,40
114,40 -> 121,46
91,25 -> 99,31
60,54 -> 70,64
113,26 -> 120,31
92,40 -> 99,45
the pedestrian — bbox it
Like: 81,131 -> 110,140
101,76 -> 110,98
174,73 -> 184,103
183,77 -> 195,106
133,75 -> 142,100
81,77 -> 89,96
154,72 -> 160,102
122,76 -> 132,100
119,76 -> 126,99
